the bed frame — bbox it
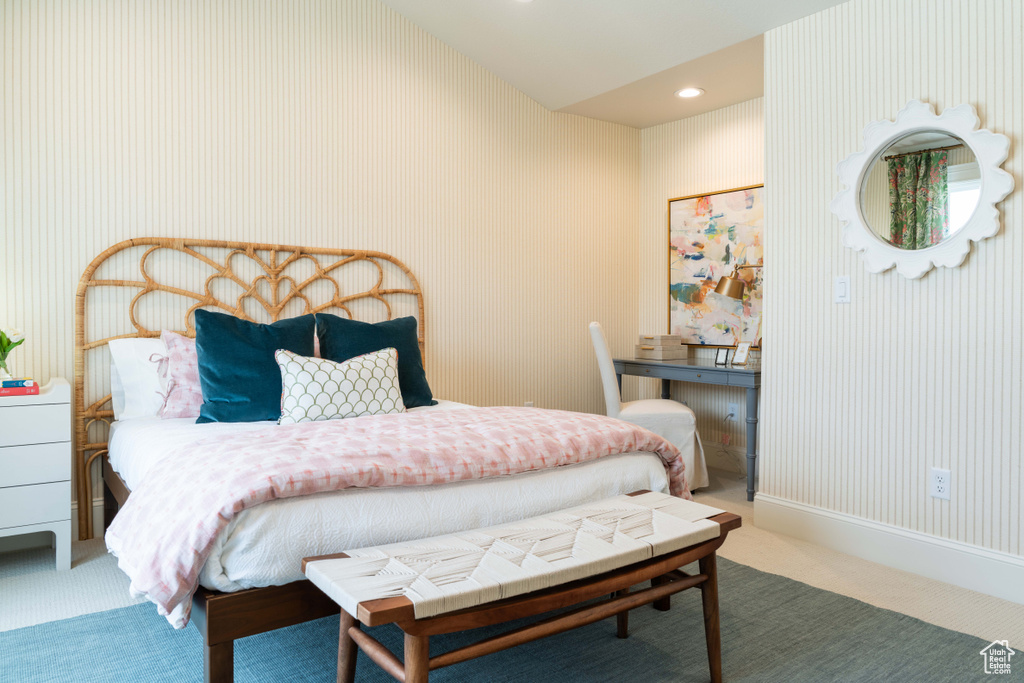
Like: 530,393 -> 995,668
75,238 -> 426,683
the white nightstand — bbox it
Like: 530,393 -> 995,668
0,378 -> 72,570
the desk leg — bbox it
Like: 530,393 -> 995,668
660,379 -> 671,399
745,387 -> 759,501
616,373 -> 622,394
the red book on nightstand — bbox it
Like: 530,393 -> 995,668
0,385 -> 40,396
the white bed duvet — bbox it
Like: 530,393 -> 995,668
107,402 -> 671,594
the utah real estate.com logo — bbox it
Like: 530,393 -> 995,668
980,640 -> 1015,675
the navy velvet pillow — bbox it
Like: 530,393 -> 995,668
315,314 -> 436,409
194,309 -> 316,423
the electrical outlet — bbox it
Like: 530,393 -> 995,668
726,403 -> 739,421
929,467 -> 951,500
524,401 -> 534,407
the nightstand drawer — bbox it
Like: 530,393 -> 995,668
0,480 -> 71,528
0,443 -> 69,488
0,404 -> 71,447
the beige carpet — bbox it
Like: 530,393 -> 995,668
695,469 -> 1024,647
1,469 -> 1021,646
0,538 -> 144,632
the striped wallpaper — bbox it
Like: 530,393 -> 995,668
638,99 -> 765,470
763,0 -> 1023,555
0,0 -> 641,518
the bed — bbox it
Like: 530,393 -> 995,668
74,238 -> 686,683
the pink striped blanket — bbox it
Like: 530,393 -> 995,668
105,407 -> 688,628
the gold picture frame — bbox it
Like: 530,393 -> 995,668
732,341 -> 752,366
667,184 -> 764,348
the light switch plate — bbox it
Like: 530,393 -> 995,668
835,276 -> 851,303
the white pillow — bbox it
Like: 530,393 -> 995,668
276,348 -> 405,425
108,337 -> 169,421
110,364 -> 126,419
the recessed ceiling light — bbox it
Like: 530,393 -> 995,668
675,88 -> 705,99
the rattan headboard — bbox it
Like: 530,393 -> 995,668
74,238 -> 425,540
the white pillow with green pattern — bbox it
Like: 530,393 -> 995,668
275,347 -> 406,424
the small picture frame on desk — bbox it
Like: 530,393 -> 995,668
715,348 -> 729,365
733,342 -> 752,366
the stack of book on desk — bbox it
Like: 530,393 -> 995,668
0,378 -> 39,396
635,335 -> 689,360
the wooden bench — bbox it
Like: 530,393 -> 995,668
303,491 -> 741,683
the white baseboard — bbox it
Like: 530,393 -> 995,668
0,498 -> 105,554
755,494 -> 1024,605
72,497 -> 107,540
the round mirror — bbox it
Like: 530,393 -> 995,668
832,100 -> 1013,278
860,132 -> 980,250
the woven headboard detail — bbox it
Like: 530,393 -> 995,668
73,238 -> 425,540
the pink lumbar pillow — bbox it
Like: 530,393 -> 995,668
159,330 -> 204,419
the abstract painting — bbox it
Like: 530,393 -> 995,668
668,185 -> 763,347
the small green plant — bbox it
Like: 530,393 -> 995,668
0,327 -> 25,377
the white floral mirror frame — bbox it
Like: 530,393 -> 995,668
831,100 -> 1014,279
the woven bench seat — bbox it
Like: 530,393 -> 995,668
303,491 -> 741,683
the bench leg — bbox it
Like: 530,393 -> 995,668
699,553 -> 722,683
203,640 -> 233,683
338,611 -> 359,683
615,590 -> 629,638
652,575 -> 671,611
404,632 -> 430,683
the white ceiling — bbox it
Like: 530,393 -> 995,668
558,36 -> 764,129
378,0 -> 848,128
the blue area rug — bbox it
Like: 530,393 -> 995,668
0,558 -> 1012,682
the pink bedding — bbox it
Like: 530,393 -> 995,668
105,407 -> 688,627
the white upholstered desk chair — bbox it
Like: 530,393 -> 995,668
588,322 -> 709,491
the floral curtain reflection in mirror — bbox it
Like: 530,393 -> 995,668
859,131 -> 982,251
888,149 -> 948,248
